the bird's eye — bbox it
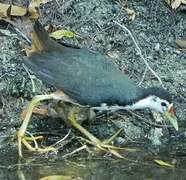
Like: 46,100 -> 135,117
161,102 -> 167,107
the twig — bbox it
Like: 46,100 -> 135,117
11,26 -> 31,45
138,67 -> 147,86
114,21 -> 165,88
62,145 -> 87,158
22,64 -> 36,93
52,130 -> 71,147
55,0 -> 60,6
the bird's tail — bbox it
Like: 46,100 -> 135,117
32,20 -> 49,51
30,20 -> 63,52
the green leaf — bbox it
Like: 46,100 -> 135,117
50,29 -> 75,39
39,175 -> 72,180
154,159 -> 174,168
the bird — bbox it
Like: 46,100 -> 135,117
17,20 -> 178,157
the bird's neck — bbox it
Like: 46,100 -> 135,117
91,88 -> 157,113
124,95 -> 155,111
91,96 -> 155,112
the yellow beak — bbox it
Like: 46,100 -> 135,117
164,103 -> 178,131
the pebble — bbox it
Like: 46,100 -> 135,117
154,43 -> 160,52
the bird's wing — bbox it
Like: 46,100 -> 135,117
25,48 -> 138,106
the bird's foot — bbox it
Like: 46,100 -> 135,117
17,132 -> 57,157
17,94 -> 63,157
79,128 -> 126,158
68,110 -> 126,158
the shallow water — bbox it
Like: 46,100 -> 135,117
1,139 -> 186,180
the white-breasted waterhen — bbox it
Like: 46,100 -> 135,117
17,20 -> 178,157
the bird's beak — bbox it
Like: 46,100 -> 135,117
163,103 -> 178,131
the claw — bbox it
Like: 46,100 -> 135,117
17,131 -> 56,157
17,93 -> 63,157
68,110 -> 125,158
22,138 -> 57,154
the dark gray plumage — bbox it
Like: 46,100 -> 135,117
25,49 -> 142,106
24,21 -> 172,107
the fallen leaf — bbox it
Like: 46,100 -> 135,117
28,0 -> 50,19
50,29 -> 75,39
181,0 -> 186,4
123,7 -> 136,21
0,3 -> 26,17
154,159 -> 174,167
28,0 -> 40,19
171,0 -> 182,9
10,5 -> 27,16
175,39 -> 186,49
45,24 -> 56,33
39,175 -> 72,180
109,149 -> 126,159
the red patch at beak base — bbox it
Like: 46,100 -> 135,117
168,103 -> 175,116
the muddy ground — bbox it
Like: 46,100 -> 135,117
0,0 -> 186,159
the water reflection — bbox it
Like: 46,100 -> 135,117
0,141 -> 186,180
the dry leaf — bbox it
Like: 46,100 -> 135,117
154,159 -> 174,167
50,29 -> 75,39
10,5 -> 27,16
181,0 -> 186,4
175,39 -> 186,49
39,175 -> 72,180
109,149 -> 125,159
171,0 -> 182,9
28,0 -> 40,19
28,0 -> 49,19
166,0 -> 186,8
123,7 -> 136,21
45,24 -> 56,33
0,3 -> 26,17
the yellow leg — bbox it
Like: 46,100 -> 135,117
68,110 -> 124,158
68,110 -> 102,145
18,92 -> 125,158
21,139 -> 57,153
17,94 -> 61,157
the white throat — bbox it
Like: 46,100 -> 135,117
91,95 -> 167,113
127,95 -> 169,113
125,96 -> 155,110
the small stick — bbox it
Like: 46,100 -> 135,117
114,21 -> 165,88
62,145 -> 87,158
13,27 -> 31,45
138,67 -> 147,86
22,64 -> 36,93
52,130 -> 71,147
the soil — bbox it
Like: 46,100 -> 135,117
0,0 -> 186,158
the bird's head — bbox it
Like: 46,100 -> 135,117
128,87 -> 178,130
